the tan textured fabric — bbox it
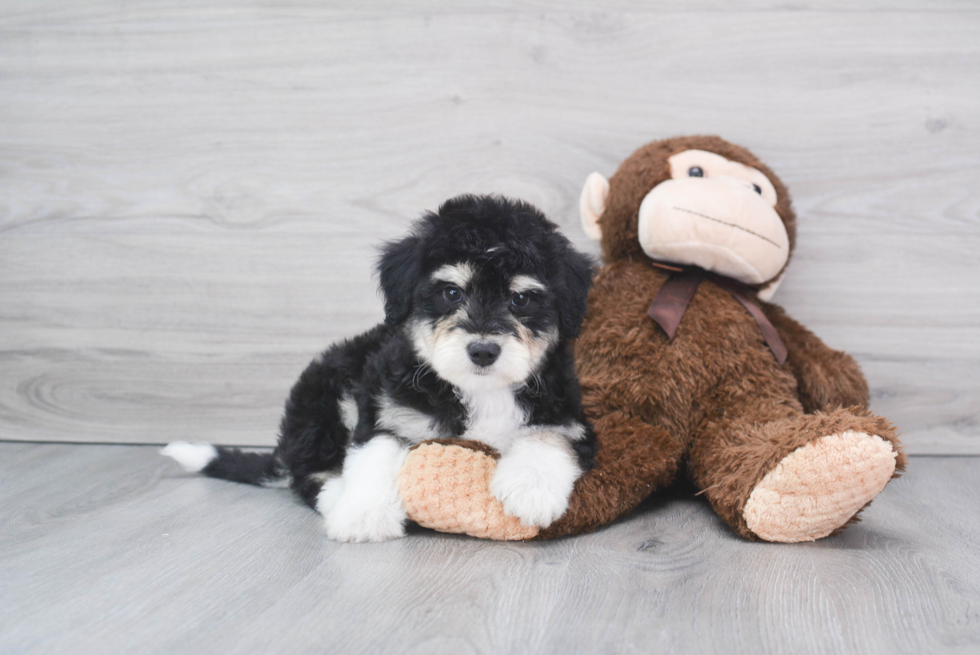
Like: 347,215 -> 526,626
397,443 -> 539,541
742,431 -> 898,543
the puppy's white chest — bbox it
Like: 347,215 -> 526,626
376,395 -> 444,443
460,388 -> 527,452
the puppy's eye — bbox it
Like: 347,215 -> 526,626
688,166 -> 704,178
511,292 -> 530,307
443,286 -> 463,303
752,183 -> 762,195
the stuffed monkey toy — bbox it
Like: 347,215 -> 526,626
397,135 -> 905,543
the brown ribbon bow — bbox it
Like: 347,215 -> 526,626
646,263 -> 788,365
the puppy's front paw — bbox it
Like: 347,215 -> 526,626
489,440 -> 578,528
323,493 -> 407,543
322,435 -> 409,543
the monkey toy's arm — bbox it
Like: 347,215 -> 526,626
762,302 -> 870,413
397,401 -> 679,541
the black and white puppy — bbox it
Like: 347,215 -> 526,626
163,195 -> 597,542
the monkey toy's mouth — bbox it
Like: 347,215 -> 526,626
636,178 -> 790,286
670,206 -> 784,248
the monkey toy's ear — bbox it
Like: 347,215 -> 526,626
578,172 -> 609,241
377,234 -> 422,325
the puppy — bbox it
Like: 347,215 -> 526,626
163,195 -> 598,542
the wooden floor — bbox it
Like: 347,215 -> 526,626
1,442 -> 978,655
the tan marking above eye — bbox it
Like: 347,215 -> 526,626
667,149 -> 778,206
509,275 -> 546,294
430,262 -> 475,287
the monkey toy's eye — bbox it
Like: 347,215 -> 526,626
688,166 -> 704,177
444,286 -> 463,303
511,292 -> 530,308
752,183 -> 762,195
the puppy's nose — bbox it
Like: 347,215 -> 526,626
467,341 -> 501,367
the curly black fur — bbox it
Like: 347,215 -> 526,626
201,195 -> 598,512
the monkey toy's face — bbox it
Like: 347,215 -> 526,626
580,143 -> 792,297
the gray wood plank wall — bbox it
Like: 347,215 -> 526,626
1,1 -> 978,453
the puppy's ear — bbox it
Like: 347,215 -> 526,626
552,241 -> 595,338
377,234 -> 422,325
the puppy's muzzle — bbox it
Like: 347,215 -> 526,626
467,341 -> 501,367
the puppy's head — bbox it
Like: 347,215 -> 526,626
378,195 -> 594,392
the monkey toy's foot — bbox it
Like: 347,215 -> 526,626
397,441 -> 540,541
742,430 -> 899,543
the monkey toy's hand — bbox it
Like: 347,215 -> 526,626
396,440 -> 541,540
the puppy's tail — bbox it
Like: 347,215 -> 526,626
161,441 -> 289,488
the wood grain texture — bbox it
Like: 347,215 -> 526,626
1,442 -> 978,654
0,1 -> 978,451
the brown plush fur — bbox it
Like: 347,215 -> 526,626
401,135 -> 906,541
544,136 -> 904,539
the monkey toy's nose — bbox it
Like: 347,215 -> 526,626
467,341 -> 501,367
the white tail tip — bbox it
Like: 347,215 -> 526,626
161,441 -> 218,473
